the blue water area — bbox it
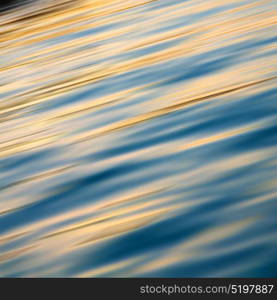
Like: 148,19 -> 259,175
0,0 -> 276,277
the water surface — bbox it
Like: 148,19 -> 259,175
0,0 -> 276,277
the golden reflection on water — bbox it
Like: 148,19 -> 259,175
0,0 -> 276,277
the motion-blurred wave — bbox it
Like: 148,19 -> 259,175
0,0 -> 276,277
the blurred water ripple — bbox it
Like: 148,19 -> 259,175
0,0 -> 276,277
